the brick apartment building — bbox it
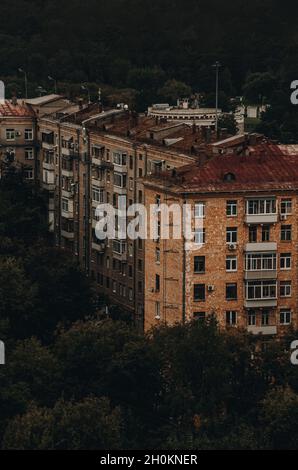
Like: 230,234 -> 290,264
2,93 -> 294,334
36,99 -> 209,327
143,143 -> 298,335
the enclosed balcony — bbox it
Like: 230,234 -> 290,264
244,252 -> 277,280
245,198 -> 278,224
244,280 -> 277,308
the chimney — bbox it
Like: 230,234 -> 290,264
11,96 -> 17,106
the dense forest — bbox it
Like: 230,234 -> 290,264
1,0 -> 298,140
0,170 -> 298,449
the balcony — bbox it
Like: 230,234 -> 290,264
245,198 -> 277,224
61,229 -> 74,240
245,299 -> 277,308
247,325 -> 277,335
92,241 -> 106,252
42,182 -> 55,191
245,214 -> 278,224
43,161 -> 55,171
245,242 -> 277,252
245,270 -> 277,280
92,158 -> 113,170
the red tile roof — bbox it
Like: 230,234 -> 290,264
0,100 -> 35,117
145,144 -> 298,194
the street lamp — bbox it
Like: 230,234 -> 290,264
81,84 -> 91,104
48,75 -> 57,94
18,68 -> 28,99
212,61 -> 221,135
36,86 -> 47,97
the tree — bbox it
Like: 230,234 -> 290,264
218,114 -> 238,136
2,397 -> 123,450
158,79 -> 192,104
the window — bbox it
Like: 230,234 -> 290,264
226,311 -> 237,326
194,312 -> 206,322
249,225 -> 257,243
226,200 -> 237,216
113,152 -> 127,166
25,148 -> 34,160
194,284 -> 205,301
6,129 -> 15,140
246,281 -> 277,300
195,202 -> 205,218
24,128 -> 33,140
112,281 -> 117,293
280,281 -> 291,297
155,302 -> 161,319
262,225 -> 270,242
280,309 -> 291,325
155,274 -> 160,292
281,225 -> 292,241
226,256 -> 237,272
129,178 -> 134,191
194,228 -> 205,245
129,288 -> 133,301
226,227 -> 237,243
112,240 -> 126,255
24,168 -> 34,180
138,259 -> 143,271
280,253 -> 291,270
155,247 -> 160,264
194,256 -> 205,273
226,283 -> 237,300
92,187 -> 103,203
246,198 -> 276,215
248,310 -> 256,326
129,156 -> 133,169
114,172 -> 126,188
62,198 -> 69,212
245,253 -> 276,271
261,311 -> 269,326
280,199 -> 292,215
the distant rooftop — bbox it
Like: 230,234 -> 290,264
144,144 -> 298,194
25,94 -> 63,106
0,100 -> 35,117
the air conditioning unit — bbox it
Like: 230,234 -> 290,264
207,285 -> 215,292
228,243 -> 237,251
16,131 -> 22,137
280,214 -> 287,221
155,315 -> 161,320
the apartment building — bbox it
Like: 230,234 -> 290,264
143,143 -> 298,335
0,98 -> 37,181
37,102 -> 207,327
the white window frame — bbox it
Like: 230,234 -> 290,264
226,256 -> 237,272
6,129 -> 15,141
194,202 -> 205,218
24,128 -> 33,141
280,253 -> 291,270
246,198 -> 276,215
280,309 -> 291,325
226,200 -> 237,217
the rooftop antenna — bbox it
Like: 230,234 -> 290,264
18,68 -> 28,99
212,61 -> 221,135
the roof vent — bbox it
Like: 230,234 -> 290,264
223,172 -> 236,182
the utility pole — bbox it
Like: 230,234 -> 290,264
213,61 -> 221,135
48,76 -> 57,94
18,68 -> 28,99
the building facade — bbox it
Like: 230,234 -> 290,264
143,145 -> 298,335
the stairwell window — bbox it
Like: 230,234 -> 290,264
155,274 -> 160,292
195,202 -> 205,218
194,284 -> 205,302
194,256 -> 205,273
194,228 -> 205,245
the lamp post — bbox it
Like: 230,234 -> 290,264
48,76 -> 57,94
81,85 -> 91,104
212,61 -> 221,135
18,68 -> 28,99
